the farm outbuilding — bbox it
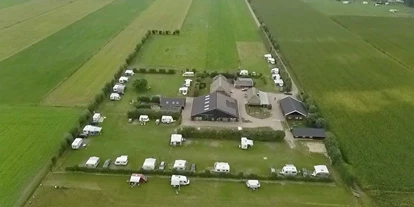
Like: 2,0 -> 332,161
279,97 -> 308,120
210,74 -> 231,96
191,92 -> 239,121
160,97 -> 186,110
246,87 -> 269,107
234,78 -> 254,88
291,128 -> 326,139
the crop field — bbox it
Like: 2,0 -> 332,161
0,0 -> 31,9
134,0 -> 268,72
26,173 -> 358,207
250,0 -> 414,206
0,0 -> 153,105
0,106 -> 79,207
43,0 -> 192,107
0,0 -> 114,61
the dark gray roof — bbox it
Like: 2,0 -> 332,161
210,75 -> 231,95
292,128 -> 326,138
191,92 -> 239,118
234,78 -> 254,87
160,97 -> 186,107
279,97 -> 307,116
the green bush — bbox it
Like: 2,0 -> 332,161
135,104 -> 152,109
149,68 -> 157,73
167,69 -> 176,74
137,96 -> 151,103
176,127 -> 285,142
158,69 -> 166,73
139,68 -> 147,73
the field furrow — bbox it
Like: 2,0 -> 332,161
0,0 -> 73,28
0,0 -> 114,61
42,0 -> 193,107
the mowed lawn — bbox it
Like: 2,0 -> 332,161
0,106 -> 80,207
134,0 -> 268,72
27,173 -> 359,207
250,0 -> 414,206
0,0 -> 31,9
0,0 -> 114,61
43,0 -> 192,107
0,0 -> 152,105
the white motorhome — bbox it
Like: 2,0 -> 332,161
182,72 -> 194,77
173,160 -> 188,171
268,58 -> 275,65
119,76 -> 129,84
171,175 -> 190,187
71,138 -> 83,149
114,155 -> 128,166
312,165 -> 330,177
246,180 -> 261,190
83,125 -> 102,135
161,115 -> 174,124
239,69 -> 249,76
264,54 -> 272,59
240,137 -> 254,150
85,156 -> 100,168
125,69 -> 135,76
170,134 -> 184,146
110,93 -> 121,101
142,158 -> 157,170
271,68 -> 279,74
139,115 -> 150,122
179,87 -> 188,95
280,164 -> 298,176
213,162 -> 230,173
272,74 -> 281,80
113,84 -> 126,94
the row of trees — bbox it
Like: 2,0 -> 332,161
151,29 -> 180,35
134,68 -> 176,74
301,93 -> 326,128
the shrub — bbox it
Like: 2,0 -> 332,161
133,78 -> 148,91
150,96 -> 160,104
158,69 -> 166,74
139,68 -> 147,73
135,104 -> 152,109
137,96 -> 151,103
167,69 -> 176,74
149,68 -> 157,73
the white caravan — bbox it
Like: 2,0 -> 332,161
280,164 -> 298,176
114,155 -> 128,166
171,175 -> 190,187
71,138 -> 83,149
246,180 -> 261,190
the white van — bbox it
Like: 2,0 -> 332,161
71,138 -> 83,149
171,175 -> 190,187
182,72 -> 194,77
161,115 -> 174,124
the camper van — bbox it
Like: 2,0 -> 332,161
170,134 -> 184,146
142,158 -> 157,170
264,54 -> 272,59
83,125 -> 102,135
114,155 -> 128,166
272,74 -> 281,80
268,58 -> 275,65
110,93 -> 121,101
171,175 -> 190,187
182,72 -> 194,77
161,115 -> 174,124
173,160 -> 187,171
246,180 -> 261,190
213,162 -> 230,173
92,113 -> 104,123
280,164 -> 298,176
113,84 -> 126,94
71,138 -> 83,149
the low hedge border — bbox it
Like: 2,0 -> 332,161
134,68 -> 176,74
65,166 -> 333,183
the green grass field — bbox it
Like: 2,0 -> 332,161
0,0 -> 152,105
0,0 -> 31,9
0,106 -> 79,207
250,0 -> 414,206
26,173 -> 359,207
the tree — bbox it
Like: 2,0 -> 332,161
133,78 -> 148,91
305,113 -> 318,127
316,118 -> 326,128
308,104 -> 317,113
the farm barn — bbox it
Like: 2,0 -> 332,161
160,97 -> 186,110
191,92 -> 239,121
246,87 -> 269,107
291,128 -> 326,139
234,78 -> 254,88
210,74 -> 232,96
279,97 -> 307,120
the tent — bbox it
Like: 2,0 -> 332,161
170,134 -> 183,146
213,162 -> 230,173
240,137 -> 254,150
86,156 -> 100,168
129,174 -> 147,184
142,158 -> 157,170
173,160 -> 188,171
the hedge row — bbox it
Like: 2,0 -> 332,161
176,126 -> 285,142
150,29 -> 180,35
65,166 -> 332,183
137,95 -> 160,104
300,93 -> 326,129
127,109 -> 181,120
133,68 -> 176,74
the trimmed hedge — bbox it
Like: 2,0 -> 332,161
65,165 -> 332,183
127,109 -> 181,120
135,68 -> 176,74
176,126 -> 285,142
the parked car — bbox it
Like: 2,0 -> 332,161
159,161 -> 166,170
103,159 -> 111,168
241,88 -> 249,91
190,163 -> 196,172
284,92 -> 292,95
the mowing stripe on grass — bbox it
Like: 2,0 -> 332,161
0,0 -> 114,61
236,42 -> 268,73
0,0 -> 73,28
0,0 -> 31,9
42,0 -> 192,107
0,0 -> 153,105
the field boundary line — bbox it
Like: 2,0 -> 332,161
39,2 -> 146,106
0,0 -> 81,30
330,17 -> 414,73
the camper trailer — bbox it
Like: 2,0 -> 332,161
170,134 -> 184,146
173,160 -> 188,171
119,76 -> 129,84
272,74 -> 281,80
184,79 -> 193,87
85,156 -> 100,168
113,84 -> 126,94
114,155 -> 128,166
83,125 -> 102,135
264,54 -> 272,59
142,158 -> 157,170
280,164 -> 298,176
312,165 -> 330,177
182,72 -> 194,77
179,87 -> 188,95
246,180 -> 261,190
171,175 -> 190,187
92,113 -> 104,123
271,68 -> 279,74
239,70 -> 249,76
125,69 -> 135,76
274,79 -> 284,87
161,115 -> 174,124
129,174 -> 147,185
71,138 -> 83,149
139,115 -> 150,122
268,58 -> 275,64
110,93 -> 121,101
240,137 -> 254,150
213,162 -> 230,173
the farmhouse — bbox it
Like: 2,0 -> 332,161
291,128 -> 326,139
142,158 -> 157,170
279,97 -> 307,120
85,156 -> 100,168
234,78 -> 254,88
246,87 -> 269,107
210,74 -> 231,96
173,160 -> 188,171
170,134 -> 184,146
160,97 -> 186,110
191,92 -> 239,121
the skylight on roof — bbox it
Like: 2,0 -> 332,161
204,107 -> 209,111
